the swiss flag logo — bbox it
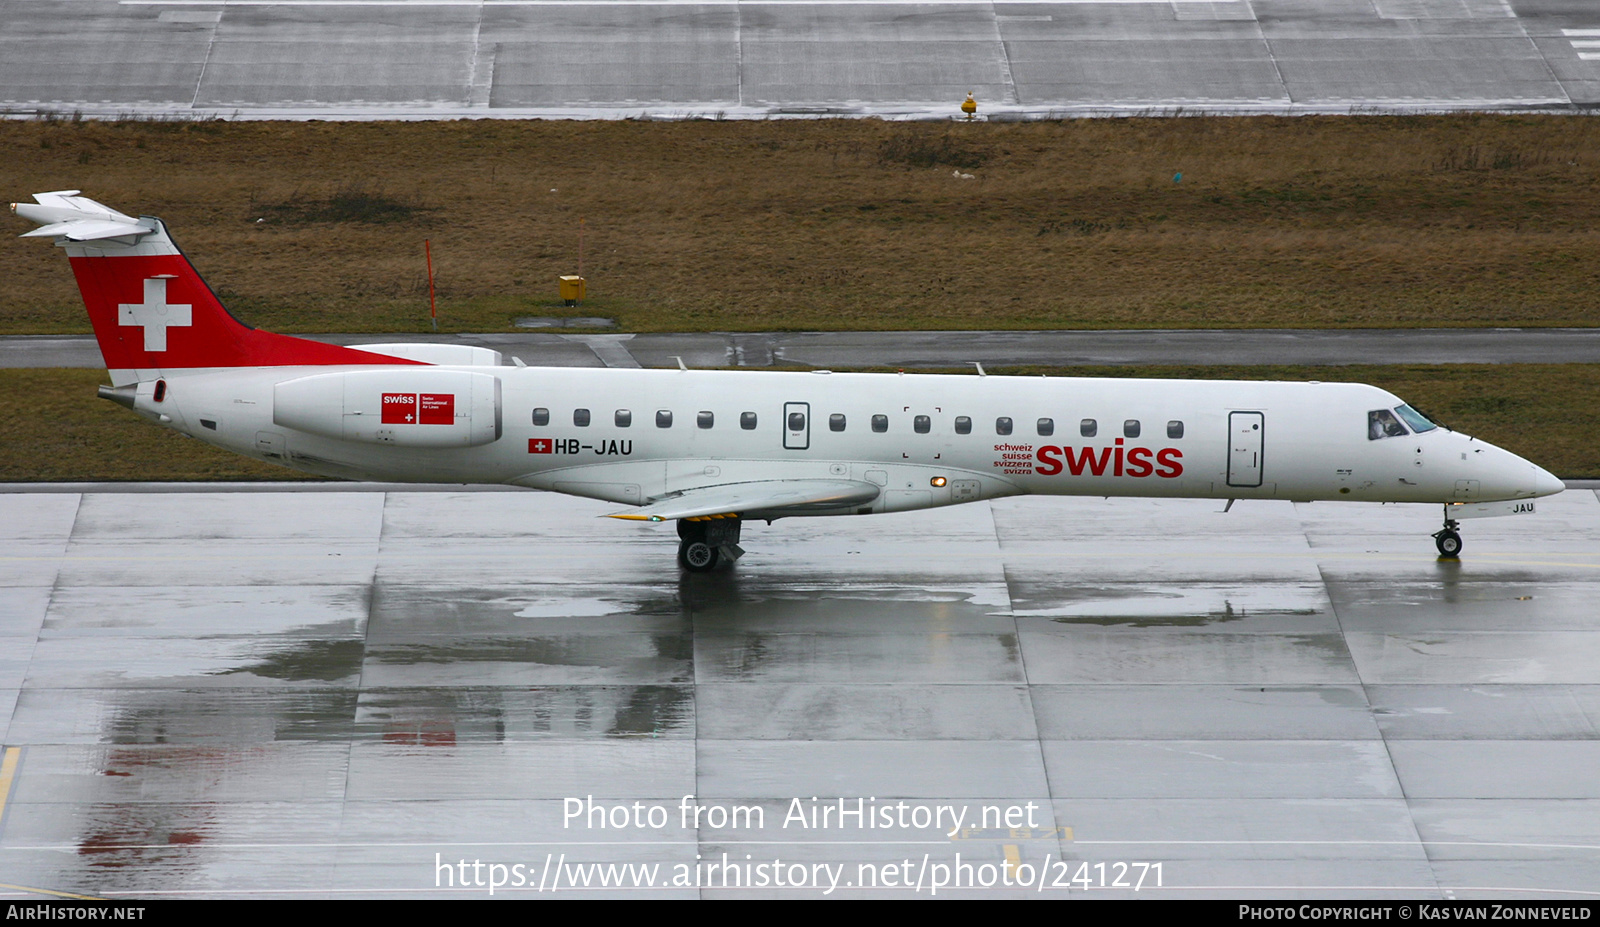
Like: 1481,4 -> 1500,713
381,392 -> 417,424
529,438 -> 552,454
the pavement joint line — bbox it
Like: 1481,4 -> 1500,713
5,551 -> 1597,568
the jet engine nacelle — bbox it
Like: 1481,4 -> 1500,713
273,369 -> 502,448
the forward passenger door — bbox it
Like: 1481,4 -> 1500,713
1227,411 -> 1264,488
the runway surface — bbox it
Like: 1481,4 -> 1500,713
6,327 -> 1600,370
1,483 -> 1597,898
2,0 -> 1600,118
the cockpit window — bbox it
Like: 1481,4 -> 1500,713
1368,409 -> 1408,440
1394,404 -> 1437,434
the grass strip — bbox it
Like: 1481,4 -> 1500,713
5,115 -> 1600,334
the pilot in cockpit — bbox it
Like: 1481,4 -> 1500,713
1368,408 -> 1408,440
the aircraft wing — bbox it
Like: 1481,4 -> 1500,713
607,479 -> 881,522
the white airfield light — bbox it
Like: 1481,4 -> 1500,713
11,192 -> 1566,572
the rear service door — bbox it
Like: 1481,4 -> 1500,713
783,402 -> 810,450
1227,411 -> 1264,488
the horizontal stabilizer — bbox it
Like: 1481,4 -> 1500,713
12,191 -> 150,242
608,479 -> 881,521
21,218 -> 154,241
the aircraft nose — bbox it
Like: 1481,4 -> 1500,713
1532,464 -> 1565,498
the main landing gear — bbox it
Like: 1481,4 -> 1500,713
677,518 -> 744,573
1433,507 -> 1463,559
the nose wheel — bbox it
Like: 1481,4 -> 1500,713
1433,511 -> 1462,558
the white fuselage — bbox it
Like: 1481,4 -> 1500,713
133,365 -> 1559,516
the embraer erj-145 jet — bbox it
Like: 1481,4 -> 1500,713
14,191 -> 1565,571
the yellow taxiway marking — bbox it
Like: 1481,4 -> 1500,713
0,747 -> 19,826
0,882 -> 106,901
0,750 -> 108,902
1003,844 -> 1022,878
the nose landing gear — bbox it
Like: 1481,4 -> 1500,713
677,517 -> 744,573
1433,508 -> 1462,558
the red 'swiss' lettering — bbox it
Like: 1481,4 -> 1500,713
381,392 -> 417,424
380,392 -> 456,426
1063,445 -> 1113,477
1035,446 -> 1063,476
1126,446 -> 1154,478
1030,445 -> 1184,479
1155,448 -> 1183,478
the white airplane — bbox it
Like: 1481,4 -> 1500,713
14,191 -> 1565,571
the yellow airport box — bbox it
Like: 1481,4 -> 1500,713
559,275 -> 586,305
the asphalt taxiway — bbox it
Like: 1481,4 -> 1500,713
2,0 -> 1600,118
6,328 -> 1600,370
1,484 -> 1596,898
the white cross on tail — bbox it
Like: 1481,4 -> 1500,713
119,276 -> 192,352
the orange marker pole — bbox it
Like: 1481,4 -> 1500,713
425,239 -> 437,331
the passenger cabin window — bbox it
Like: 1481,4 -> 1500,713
1124,419 -> 1140,438
656,410 -> 672,428
532,407 -> 549,426
698,411 -> 714,429
741,412 -> 758,430
830,413 -> 846,432
954,416 -> 971,435
573,408 -> 591,427
615,409 -> 632,428
996,417 -> 1013,436
1369,409 -> 1409,440
1167,420 -> 1184,439
1037,418 -> 1054,437
914,415 -> 931,434
1080,418 -> 1097,437
788,411 -> 806,432
872,414 -> 888,433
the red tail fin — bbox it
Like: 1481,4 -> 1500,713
14,191 -> 421,385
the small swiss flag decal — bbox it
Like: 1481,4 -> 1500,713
529,438 -> 552,454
